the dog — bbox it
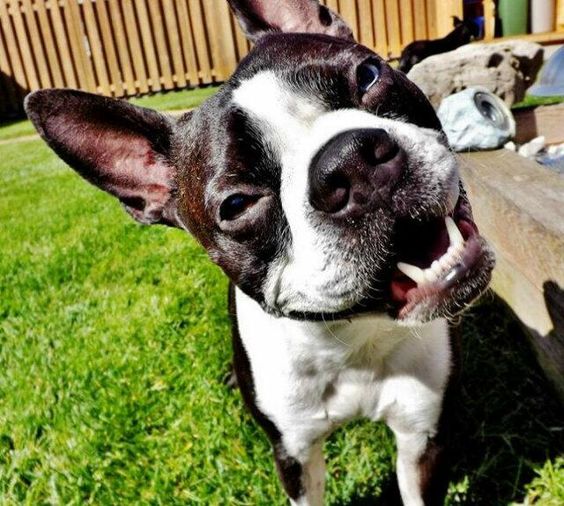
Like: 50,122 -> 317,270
398,17 -> 480,73
25,1 -> 494,504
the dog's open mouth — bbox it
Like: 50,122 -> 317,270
389,196 -> 491,320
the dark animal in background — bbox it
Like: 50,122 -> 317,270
399,17 -> 480,73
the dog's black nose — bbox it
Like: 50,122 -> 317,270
308,128 -> 406,217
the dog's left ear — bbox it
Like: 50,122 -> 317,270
227,0 -> 354,43
25,89 -> 182,228
452,16 -> 463,27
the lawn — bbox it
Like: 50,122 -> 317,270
0,88 -> 562,505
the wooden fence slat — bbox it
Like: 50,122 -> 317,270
82,0 -> 111,95
93,0 -> 124,96
174,0 -> 200,86
425,0 -> 438,39
338,1 -> 360,41
35,0 -> 64,87
189,0 -> 213,84
162,0 -> 187,87
147,0 -> 174,89
0,0 -> 28,94
21,0 -> 51,88
202,0 -> 238,81
384,0 -> 402,57
47,0 -> 78,88
121,0 -> 149,94
64,0 -> 97,92
399,0 -> 414,46
8,0 -> 39,89
134,0 -> 162,92
373,0 -> 389,57
107,0 -> 136,94
357,0 -> 375,49
412,0 -> 429,40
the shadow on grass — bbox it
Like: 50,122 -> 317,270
336,295 -> 563,506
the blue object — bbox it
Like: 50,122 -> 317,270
529,46 -> 564,97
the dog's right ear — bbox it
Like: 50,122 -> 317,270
25,89 -> 182,228
227,0 -> 354,43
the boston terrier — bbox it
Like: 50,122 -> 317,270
25,1 -> 494,504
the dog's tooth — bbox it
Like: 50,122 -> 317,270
397,262 -> 426,285
425,269 -> 438,283
431,260 -> 442,276
445,217 -> 464,247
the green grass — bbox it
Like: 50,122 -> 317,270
512,94 -> 564,110
129,86 -> 219,111
0,87 -> 220,144
0,119 -> 37,142
1,89 -> 563,504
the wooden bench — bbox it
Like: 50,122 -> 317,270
460,150 -> 564,402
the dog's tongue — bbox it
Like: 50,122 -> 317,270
390,271 -> 417,304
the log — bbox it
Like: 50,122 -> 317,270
460,150 -> 564,402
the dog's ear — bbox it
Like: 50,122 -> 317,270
25,89 -> 181,228
227,0 -> 354,43
452,16 -> 463,27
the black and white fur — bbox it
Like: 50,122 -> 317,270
25,1 -> 494,504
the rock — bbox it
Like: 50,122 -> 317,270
408,41 -> 544,108
518,136 -> 546,158
437,87 -> 515,151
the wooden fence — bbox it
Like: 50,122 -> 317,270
0,0 -> 461,118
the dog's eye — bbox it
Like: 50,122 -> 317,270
220,194 -> 258,221
357,62 -> 380,93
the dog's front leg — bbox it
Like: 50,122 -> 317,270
272,439 -> 325,506
392,430 -> 448,506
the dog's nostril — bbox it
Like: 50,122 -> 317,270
310,174 -> 350,214
309,128 -> 405,216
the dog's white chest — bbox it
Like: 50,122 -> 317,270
235,289 -> 451,456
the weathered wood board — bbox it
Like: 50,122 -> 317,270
460,151 -> 564,402
514,103 -> 564,145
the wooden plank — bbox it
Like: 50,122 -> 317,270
460,150 -> 564,402
147,0 -> 174,89
513,104 -> 564,145
356,0 -> 374,49
398,0 -> 414,47
107,0 -> 136,94
35,0 -> 64,87
412,0 -> 428,40
21,0 -> 51,88
558,0 -> 564,31
94,0 -> 124,96
82,0 -> 111,95
372,0 -> 389,57
47,0 -> 78,88
492,30 -> 564,44
175,0 -> 201,85
424,0 -> 437,39
202,0 -> 238,81
133,0 -> 162,92
0,0 -> 28,93
64,0 -> 97,92
162,0 -> 187,87
8,0 -> 39,89
189,0 -> 213,84
339,0 -> 359,41
384,0 -> 401,57
121,0 -> 149,94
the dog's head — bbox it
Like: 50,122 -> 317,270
25,0 -> 494,325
